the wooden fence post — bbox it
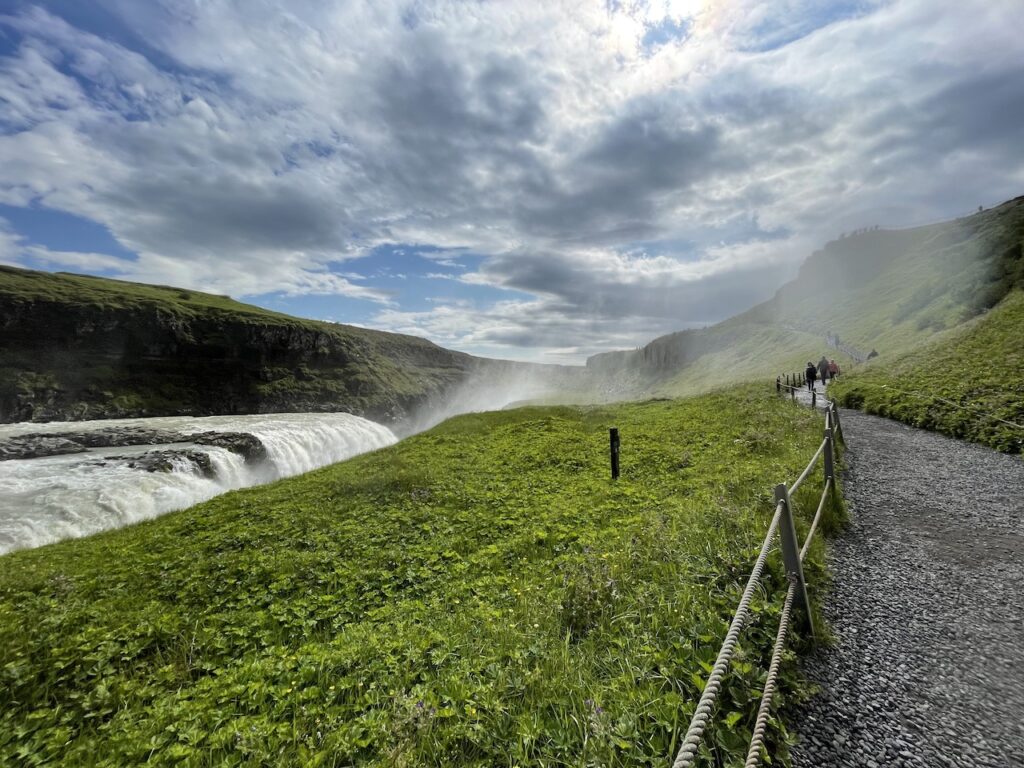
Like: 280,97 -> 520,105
824,425 -> 835,486
609,428 -> 620,480
775,483 -> 815,638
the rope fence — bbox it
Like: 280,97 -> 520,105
670,379 -> 843,768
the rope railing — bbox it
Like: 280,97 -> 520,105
743,578 -> 798,768
670,502 -> 783,768
669,381 -> 842,768
790,438 -> 827,495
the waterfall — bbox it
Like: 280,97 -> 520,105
0,413 -> 397,554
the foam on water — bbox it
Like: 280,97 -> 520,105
0,413 -> 397,554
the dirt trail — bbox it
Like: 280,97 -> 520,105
790,408 -> 1024,767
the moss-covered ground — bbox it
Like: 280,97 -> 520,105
0,386 -> 841,767
829,290 -> 1024,453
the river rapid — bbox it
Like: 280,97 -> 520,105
0,412 -> 396,554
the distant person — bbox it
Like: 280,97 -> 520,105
805,361 -> 817,391
829,359 -> 840,378
867,348 -> 879,360
817,356 -> 830,384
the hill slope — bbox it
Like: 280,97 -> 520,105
0,267 -> 570,426
587,196 -> 1024,398
829,289 -> 1024,452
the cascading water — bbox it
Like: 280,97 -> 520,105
0,412 -> 397,554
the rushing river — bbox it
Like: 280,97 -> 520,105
0,413 -> 397,554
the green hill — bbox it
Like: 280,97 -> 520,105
0,266 -> 569,426
829,289 -> 1024,452
587,196 -> 1024,401
0,385 -> 840,767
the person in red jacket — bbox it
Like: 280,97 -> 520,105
829,359 -> 840,378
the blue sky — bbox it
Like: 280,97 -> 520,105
1,1 -> 1022,362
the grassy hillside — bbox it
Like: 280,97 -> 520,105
829,290 -> 1024,453
0,386 -> 841,767
0,266 -> 567,425
589,196 -> 1024,400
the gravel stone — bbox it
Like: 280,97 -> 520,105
790,408 -> 1024,768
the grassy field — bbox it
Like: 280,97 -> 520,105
0,386 -> 841,767
829,290 -> 1024,453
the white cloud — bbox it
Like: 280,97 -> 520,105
0,1 -> 1022,360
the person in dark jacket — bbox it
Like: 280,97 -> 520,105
805,362 -> 817,391
818,356 -> 830,384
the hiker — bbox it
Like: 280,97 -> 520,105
867,348 -> 879,360
817,356 -> 830,384
805,361 -> 817,391
829,359 -> 840,378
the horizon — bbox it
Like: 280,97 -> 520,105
1,1 -> 1023,363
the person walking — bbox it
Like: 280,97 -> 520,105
805,361 -> 817,391
829,359 -> 840,378
818,356 -> 830,385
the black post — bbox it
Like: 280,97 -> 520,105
776,376 -> 781,393
785,373 -> 790,387
812,389 -> 817,408
609,428 -> 620,480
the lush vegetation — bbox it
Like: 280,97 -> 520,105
829,290 -> 1024,453
0,387 -> 842,766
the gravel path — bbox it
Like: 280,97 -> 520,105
790,408 -> 1024,768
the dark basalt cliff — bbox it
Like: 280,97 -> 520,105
0,266 -> 557,425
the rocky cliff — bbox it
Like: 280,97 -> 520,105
0,267 -> 569,425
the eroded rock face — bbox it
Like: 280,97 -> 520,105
0,428 -> 268,463
115,449 -> 215,477
0,266 -> 576,426
0,435 -> 88,460
190,431 -> 267,463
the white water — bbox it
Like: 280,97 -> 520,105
0,412 -> 396,555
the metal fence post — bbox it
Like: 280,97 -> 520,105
775,483 -> 815,638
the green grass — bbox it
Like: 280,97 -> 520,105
0,265 -> 383,339
0,386 -> 842,767
829,290 -> 1024,453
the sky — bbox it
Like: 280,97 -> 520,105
0,1 -> 1022,363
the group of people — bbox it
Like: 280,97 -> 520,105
806,356 -> 840,390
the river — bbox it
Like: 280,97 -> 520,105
0,412 -> 396,555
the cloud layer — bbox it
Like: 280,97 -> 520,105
1,0 -> 1023,361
